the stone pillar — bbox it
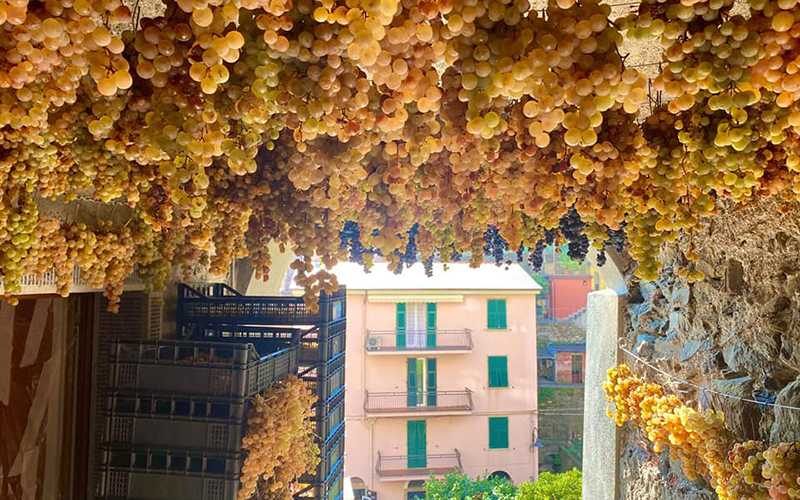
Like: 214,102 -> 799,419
582,289 -> 623,500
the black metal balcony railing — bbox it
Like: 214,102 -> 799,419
376,450 -> 462,477
364,390 -> 473,414
365,329 -> 473,352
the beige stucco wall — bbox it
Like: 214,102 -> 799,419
344,292 -> 539,499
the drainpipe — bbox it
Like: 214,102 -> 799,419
364,290 -> 374,491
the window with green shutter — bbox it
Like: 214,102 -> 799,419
407,420 -> 427,468
487,299 -> 507,329
426,303 -> 436,348
396,303 -> 406,348
488,356 -> 508,388
488,417 -> 509,449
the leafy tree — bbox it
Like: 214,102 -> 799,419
556,246 -> 589,272
425,472 -> 517,500
529,273 -> 549,295
516,469 -> 582,500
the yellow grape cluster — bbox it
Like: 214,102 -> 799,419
10,0 -> 800,308
239,375 -> 319,500
611,0 -> 800,278
605,365 -> 800,500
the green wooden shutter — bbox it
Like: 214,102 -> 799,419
426,358 -> 437,407
426,303 -> 436,348
498,356 -> 508,387
396,303 -> 406,348
498,299 -> 507,329
488,356 -> 508,388
488,417 -> 509,449
407,358 -> 418,407
488,299 -> 507,329
407,420 -> 427,468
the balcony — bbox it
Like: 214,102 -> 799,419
365,329 -> 473,354
376,450 -> 462,481
364,390 -> 473,416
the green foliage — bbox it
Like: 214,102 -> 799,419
424,471 -> 582,500
516,470 -> 582,500
555,246 -> 588,272
529,273 -> 549,295
538,387 -> 583,406
425,473 -> 517,500
538,387 -> 558,403
551,454 -> 563,473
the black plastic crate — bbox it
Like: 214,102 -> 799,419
188,324 -> 301,354
318,426 -> 344,479
104,391 -> 247,452
314,390 -> 345,444
187,323 -> 344,366
325,470 -> 343,500
177,284 -> 345,327
98,447 -> 242,500
109,340 -> 298,398
302,358 -> 345,405
297,453 -> 344,500
299,325 -> 345,365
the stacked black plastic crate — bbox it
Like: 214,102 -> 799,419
99,339 -> 300,500
295,306 -> 346,500
176,283 -> 347,500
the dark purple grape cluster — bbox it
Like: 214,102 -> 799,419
483,225 -> 509,266
528,239 -> 546,271
393,223 -> 420,274
594,225 -> 626,267
596,249 -> 607,267
339,212 -> 600,275
423,256 -> 434,277
340,221 -> 378,266
606,226 -> 627,253
559,207 -> 590,262
545,229 -> 556,246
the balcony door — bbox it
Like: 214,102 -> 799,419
397,302 -> 437,349
407,358 -> 436,407
407,420 -> 427,468
406,303 -> 427,348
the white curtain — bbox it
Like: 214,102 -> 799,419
406,303 -> 426,348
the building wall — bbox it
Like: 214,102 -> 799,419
344,292 -> 539,500
548,276 -> 592,320
555,351 -> 586,385
537,387 -> 584,473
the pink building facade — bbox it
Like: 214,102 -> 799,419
328,262 -> 540,500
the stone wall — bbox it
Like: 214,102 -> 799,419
539,386 -> 584,473
617,199 -> 800,499
538,323 -> 586,344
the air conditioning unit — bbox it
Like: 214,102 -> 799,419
367,336 -> 380,348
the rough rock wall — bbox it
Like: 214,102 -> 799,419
617,199 -> 800,499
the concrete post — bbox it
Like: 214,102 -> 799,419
582,288 -> 623,500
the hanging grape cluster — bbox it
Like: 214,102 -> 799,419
239,375 -> 319,500
605,365 -> 800,500
6,0 -> 800,308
